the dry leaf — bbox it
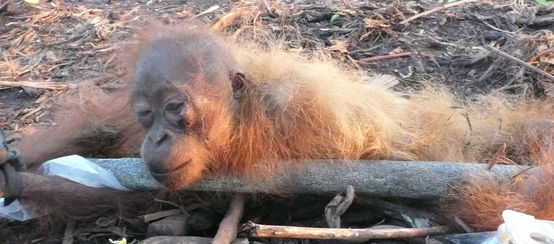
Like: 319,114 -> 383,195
325,40 -> 349,54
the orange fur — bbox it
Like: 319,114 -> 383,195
220,32 -> 554,230
12,23 -> 554,231
444,162 -> 554,230
14,83 -> 143,168
155,25 -> 554,230
443,120 -> 554,230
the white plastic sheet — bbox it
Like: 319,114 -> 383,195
443,210 -> 554,244
0,199 -> 34,221
0,155 -> 128,221
38,155 -> 128,190
497,210 -> 554,244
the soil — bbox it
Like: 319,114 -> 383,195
0,0 -> 552,243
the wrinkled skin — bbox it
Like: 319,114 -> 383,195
131,33 -> 245,189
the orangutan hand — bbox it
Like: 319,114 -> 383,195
0,130 -> 25,205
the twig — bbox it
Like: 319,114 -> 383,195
0,81 -> 76,90
480,20 -> 517,35
341,0 -> 353,9
358,52 -> 412,62
194,5 -> 220,18
537,47 -> 554,57
325,185 -> 355,228
484,45 -> 554,82
319,28 -> 356,33
355,197 -> 439,225
19,106 -> 44,121
478,57 -> 502,81
153,198 -> 187,214
427,35 -> 457,47
0,0 -> 8,13
142,209 -> 183,222
95,45 -> 118,53
453,216 -> 474,233
400,0 -> 479,25
62,221 -> 75,244
244,222 -> 450,241
213,195 -> 245,244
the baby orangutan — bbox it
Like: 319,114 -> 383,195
3,23 -> 554,231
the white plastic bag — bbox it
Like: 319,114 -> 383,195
497,210 -> 554,244
0,155 -> 129,221
0,199 -> 35,221
38,155 -> 128,191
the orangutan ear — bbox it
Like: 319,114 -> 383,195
231,69 -> 248,98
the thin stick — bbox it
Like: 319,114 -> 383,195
484,45 -> 554,82
62,221 -> 75,244
0,81 -> 76,90
340,0 -> 353,9
193,5 -> 220,18
141,209 -> 183,222
19,106 -> 43,121
212,195 -> 245,244
400,0 -> 479,25
244,222 -> 450,241
358,52 -> 412,62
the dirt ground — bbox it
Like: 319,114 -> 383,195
0,0 -> 553,243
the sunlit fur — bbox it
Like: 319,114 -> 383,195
13,23 -> 554,231
230,35 -> 554,230
221,42 -> 413,174
220,39 -> 554,166
131,25 -> 554,230
443,120 -> 554,230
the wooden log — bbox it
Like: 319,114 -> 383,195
91,158 -> 527,199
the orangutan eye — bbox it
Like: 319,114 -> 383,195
165,101 -> 184,114
135,110 -> 153,128
133,101 -> 154,127
136,110 -> 151,117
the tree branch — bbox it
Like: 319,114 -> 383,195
91,158 -> 528,199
